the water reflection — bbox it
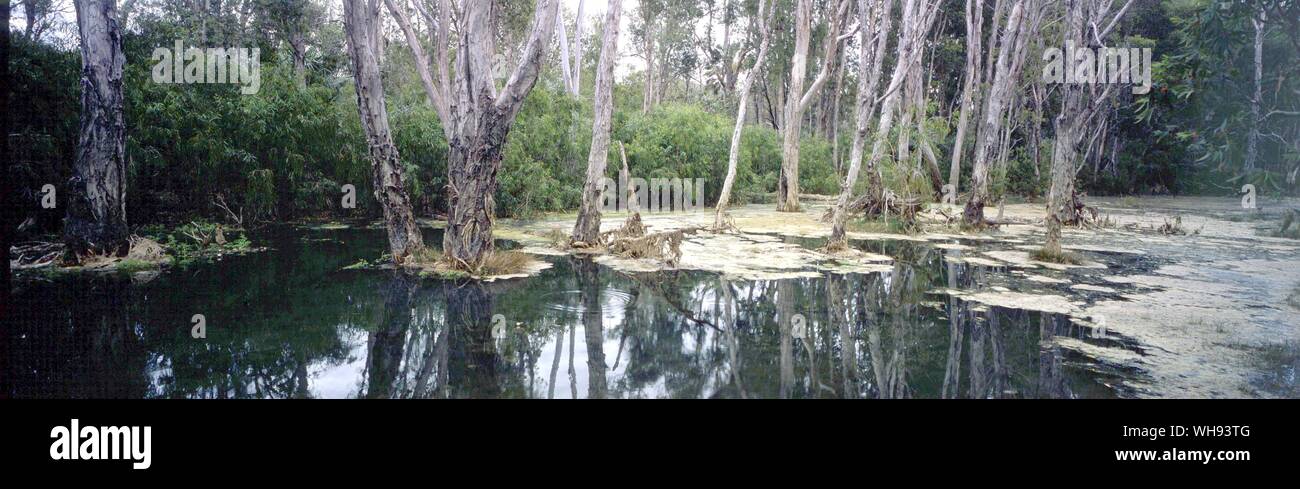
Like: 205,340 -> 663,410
4,227 -> 1119,398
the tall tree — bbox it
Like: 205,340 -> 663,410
1042,0 -> 1133,256
828,0 -> 940,249
572,0 -> 624,244
342,0 -> 424,263
65,0 -> 128,258
556,0 -> 585,98
637,0 -> 662,114
1245,6 -> 1265,173
776,0 -> 853,212
714,0 -> 776,230
962,0 -> 1037,225
385,0 -> 559,268
260,0 -> 323,88
948,0 -> 983,193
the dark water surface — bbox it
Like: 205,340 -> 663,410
6,226 -> 1127,398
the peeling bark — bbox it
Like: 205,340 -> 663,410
343,0 -> 424,263
829,0 -> 939,247
65,0 -> 128,258
443,0 -> 559,269
1043,0 -> 1131,254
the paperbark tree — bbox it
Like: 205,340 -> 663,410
714,0 -> 776,231
1246,8 -> 1265,173
64,0 -> 128,258
343,0 -> 424,263
639,1 -> 660,114
1042,0 -> 1133,255
571,0 -> 623,244
451,1 -> 561,269
556,0 -> 585,97
828,0 -> 940,248
962,0 -> 1036,225
948,0 -> 983,193
385,0 -> 559,268
775,0 -> 852,212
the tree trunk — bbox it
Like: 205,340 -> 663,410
963,0 -> 1032,226
289,31 -> 307,88
443,0 -> 559,269
557,0 -> 585,97
642,13 -> 656,114
343,0 -> 424,263
949,0 -> 983,193
1043,0 -> 1130,253
830,0 -> 936,248
1246,10 -> 1265,173
572,0 -> 623,243
776,0 -> 812,212
65,0 -> 128,258
828,0 -> 893,247
715,0 -> 776,230
777,0 -> 851,212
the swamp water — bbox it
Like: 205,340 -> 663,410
6,226 -> 1144,398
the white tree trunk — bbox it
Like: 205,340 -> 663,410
572,0 -> 624,243
777,0 -> 852,212
714,0 -> 776,230
1246,10 -> 1265,173
962,0 -> 1032,225
949,0 -> 983,193
828,0 -> 939,247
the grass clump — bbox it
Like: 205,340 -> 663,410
1030,247 -> 1083,265
405,246 -> 534,278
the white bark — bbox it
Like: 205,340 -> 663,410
1043,0 -> 1131,254
949,0 -> 983,193
828,0 -> 940,247
572,0 -> 624,243
714,0 -> 776,230
777,0 -> 853,212
963,0 -> 1035,225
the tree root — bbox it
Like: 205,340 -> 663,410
822,190 -> 923,223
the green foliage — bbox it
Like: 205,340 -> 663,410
618,103 -> 839,205
141,220 -> 254,266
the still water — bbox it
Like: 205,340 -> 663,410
5,226 -> 1125,398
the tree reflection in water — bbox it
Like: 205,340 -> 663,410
5,228 -> 1119,399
